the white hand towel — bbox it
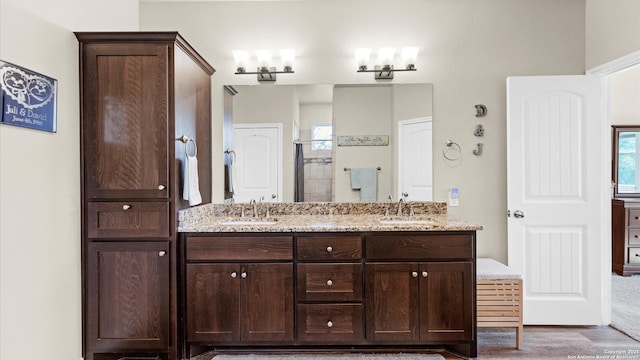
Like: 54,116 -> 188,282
183,154 -> 202,206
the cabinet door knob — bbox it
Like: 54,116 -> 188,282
158,251 -> 166,257
327,321 -> 333,328
326,246 -> 333,253
241,272 -> 247,279
422,271 -> 428,278
158,185 -> 166,190
122,204 -> 131,210
326,279 -> 333,286
231,272 -> 237,278
411,271 -> 418,278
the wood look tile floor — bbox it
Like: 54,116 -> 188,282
442,326 -> 640,359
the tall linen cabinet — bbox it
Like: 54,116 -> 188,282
76,32 -> 214,360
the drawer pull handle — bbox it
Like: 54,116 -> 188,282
326,279 -> 333,286
636,254 -> 640,257
158,184 -> 166,190
635,235 -> 639,238
411,271 -> 418,278
327,320 -> 333,328
241,272 -> 247,279
422,271 -> 428,278
636,216 -> 639,220
326,246 -> 333,253
231,272 -> 237,278
158,251 -> 166,257
122,204 -> 131,210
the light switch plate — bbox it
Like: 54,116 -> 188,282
449,187 -> 459,207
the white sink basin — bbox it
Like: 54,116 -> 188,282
218,220 -> 278,226
377,218 -> 436,225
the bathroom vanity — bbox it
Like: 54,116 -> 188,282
178,202 -> 481,359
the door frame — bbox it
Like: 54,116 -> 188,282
232,123 -> 283,202
397,116 -> 433,201
586,50 -> 640,324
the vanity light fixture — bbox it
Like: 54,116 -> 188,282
233,49 -> 295,82
356,47 -> 419,79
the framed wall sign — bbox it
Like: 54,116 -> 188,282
0,60 -> 57,133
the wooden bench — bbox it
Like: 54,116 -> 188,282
476,258 -> 523,349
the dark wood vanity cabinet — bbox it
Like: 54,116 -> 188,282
365,235 -> 474,344
184,236 -> 295,345
181,231 -> 476,358
77,32 -> 214,360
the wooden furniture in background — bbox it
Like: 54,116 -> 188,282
77,32 -> 213,360
612,198 -> 640,276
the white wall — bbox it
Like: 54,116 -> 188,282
586,0 -> 640,69
140,0 -> 586,262
0,0 -> 138,359
610,64 -> 640,125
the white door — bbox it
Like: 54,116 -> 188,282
398,117 -> 433,201
233,124 -> 281,203
507,76 -> 609,325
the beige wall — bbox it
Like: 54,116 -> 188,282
610,64 -> 640,125
0,0 -> 138,359
140,0 -> 587,262
586,0 -> 640,69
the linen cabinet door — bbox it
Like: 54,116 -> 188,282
82,43 -> 169,200
186,263 -> 241,343
86,241 -> 170,351
240,263 -> 294,343
365,263 -> 419,342
419,261 -> 473,342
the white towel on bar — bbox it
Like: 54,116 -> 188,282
183,154 -> 202,206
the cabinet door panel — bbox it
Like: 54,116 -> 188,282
420,261 -> 473,342
365,263 -> 419,342
83,43 -> 169,199
186,264 -> 240,342
86,241 -> 170,350
241,263 -> 294,343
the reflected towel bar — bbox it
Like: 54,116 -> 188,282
344,167 -> 381,171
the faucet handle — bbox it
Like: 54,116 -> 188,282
409,205 -> 415,217
241,205 -> 245,218
384,205 -> 390,217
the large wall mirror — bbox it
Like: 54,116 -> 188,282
223,83 -> 433,203
613,125 -> 640,197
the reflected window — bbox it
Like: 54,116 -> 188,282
618,132 -> 638,193
312,123 -> 332,151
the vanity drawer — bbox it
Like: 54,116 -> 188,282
87,201 -> 169,239
297,236 -> 362,261
366,234 -> 473,260
629,248 -> 640,264
629,230 -> 640,245
186,236 -> 293,261
629,210 -> 640,227
296,304 -> 363,343
297,263 -> 363,302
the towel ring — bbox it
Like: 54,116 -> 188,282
442,140 -> 462,161
185,138 -> 197,157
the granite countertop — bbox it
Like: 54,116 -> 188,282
178,202 -> 482,233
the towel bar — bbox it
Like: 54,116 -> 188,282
344,167 -> 381,171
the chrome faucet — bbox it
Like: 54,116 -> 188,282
397,198 -> 405,217
249,199 -> 257,217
